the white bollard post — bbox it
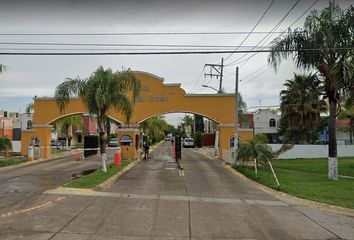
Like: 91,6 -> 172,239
28,146 -> 34,161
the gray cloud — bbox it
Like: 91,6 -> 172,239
0,0 -> 352,114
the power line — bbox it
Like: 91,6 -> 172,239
0,42 -> 268,48
0,47 -> 352,55
0,31 -> 295,36
0,47 -> 258,51
288,0 -> 320,29
241,64 -> 269,81
195,75 -> 215,93
223,0 -> 276,63
241,67 -> 271,86
225,0 -> 320,67
222,0 -> 321,87
190,66 -> 206,93
225,0 -> 302,67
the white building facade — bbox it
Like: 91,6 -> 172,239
253,109 -> 280,142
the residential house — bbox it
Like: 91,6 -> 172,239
253,109 -> 280,143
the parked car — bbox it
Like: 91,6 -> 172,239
183,138 -> 194,148
165,136 -> 170,141
50,140 -> 61,149
108,138 -> 118,147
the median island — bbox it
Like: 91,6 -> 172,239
64,160 -> 131,189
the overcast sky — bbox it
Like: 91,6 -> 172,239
0,0 -> 352,124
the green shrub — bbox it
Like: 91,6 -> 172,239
254,133 -> 269,144
192,132 -> 202,147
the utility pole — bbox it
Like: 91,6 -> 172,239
234,67 -> 239,164
204,58 -> 224,93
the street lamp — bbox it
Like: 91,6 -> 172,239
202,85 -> 219,93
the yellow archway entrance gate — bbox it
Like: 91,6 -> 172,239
21,71 -> 253,160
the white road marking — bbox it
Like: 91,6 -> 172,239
1,196 -> 66,218
45,188 -> 287,207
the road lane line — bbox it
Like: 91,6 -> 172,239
45,188 -> 287,207
1,196 -> 66,218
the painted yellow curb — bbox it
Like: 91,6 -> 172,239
53,187 -> 96,194
95,160 -> 138,190
224,164 -> 354,217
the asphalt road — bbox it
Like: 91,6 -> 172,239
0,151 -> 103,218
0,142 -> 353,240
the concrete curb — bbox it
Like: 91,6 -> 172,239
46,160 -> 139,195
224,163 -> 354,217
0,151 -> 77,173
95,161 -> 138,190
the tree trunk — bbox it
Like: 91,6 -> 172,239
254,158 -> 258,178
65,123 -> 70,150
268,161 -> 280,190
328,97 -> 338,181
106,118 -> 111,135
97,117 -> 107,173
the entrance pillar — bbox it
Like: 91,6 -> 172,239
117,128 -> 140,160
21,125 -> 52,160
218,124 -> 235,162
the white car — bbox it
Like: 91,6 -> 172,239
108,138 -> 118,147
183,138 -> 194,148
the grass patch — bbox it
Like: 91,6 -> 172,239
64,160 -> 131,189
0,158 -> 25,167
234,157 -> 354,209
272,157 -> 354,177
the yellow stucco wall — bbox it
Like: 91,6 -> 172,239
25,71 -> 253,160
239,130 -> 254,142
21,126 -> 51,159
117,129 -> 140,160
33,72 -> 236,125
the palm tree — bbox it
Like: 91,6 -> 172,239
280,73 -> 327,143
268,2 -> 354,180
55,66 -> 141,172
236,139 -> 280,189
181,115 -> 194,135
25,102 -> 34,114
237,93 -> 247,112
0,136 -> 12,158
140,116 -> 168,143
57,115 -> 83,150
0,64 -> 6,73
237,92 -> 249,127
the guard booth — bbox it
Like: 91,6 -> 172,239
117,128 -> 140,160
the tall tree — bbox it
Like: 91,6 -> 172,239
25,102 -> 34,114
237,92 -> 249,126
237,92 -> 247,112
140,116 -> 168,143
181,115 -> 194,135
55,66 -> 141,172
280,73 -> 327,143
268,2 -> 354,180
57,115 -> 83,150
0,64 -> 6,73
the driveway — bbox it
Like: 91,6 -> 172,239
1,142 -> 353,239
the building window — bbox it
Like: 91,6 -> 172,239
27,120 -> 33,129
269,118 -> 276,128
